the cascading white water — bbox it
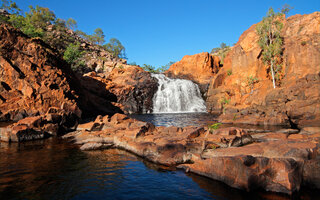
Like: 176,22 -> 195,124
151,73 -> 207,113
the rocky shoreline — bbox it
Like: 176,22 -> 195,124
1,10 -> 320,196
56,113 -> 319,194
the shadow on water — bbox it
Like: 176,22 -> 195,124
1,139 -> 319,200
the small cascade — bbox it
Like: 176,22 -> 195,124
151,74 -> 207,113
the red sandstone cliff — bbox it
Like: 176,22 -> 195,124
208,12 -> 320,127
167,12 -> 320,127
165,52 -> 221,94
0,24 -> 121,122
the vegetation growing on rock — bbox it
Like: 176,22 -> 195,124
210,42 -> 230,64
141,61 -> 175,73
256,7 -> 289,88
0,0 -> 127,73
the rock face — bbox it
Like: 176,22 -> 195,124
64,114 -> 320,194
204,12 -> 320,127
83,65 -> 158,114
165,52 -> 221,95
0,107 -> 79,142
0,24 -> 121,122
0,24 -> 81,121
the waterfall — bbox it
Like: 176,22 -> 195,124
151,74 -> 207,113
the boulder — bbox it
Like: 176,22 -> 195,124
0,107 -> 78,142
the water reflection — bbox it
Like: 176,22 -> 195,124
130,112 -> 217,127
1,139 -> 319,200
129,112 -> 288,131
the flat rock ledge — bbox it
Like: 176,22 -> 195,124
61,113 -> 320,195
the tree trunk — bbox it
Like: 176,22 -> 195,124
270,60 -> 276,88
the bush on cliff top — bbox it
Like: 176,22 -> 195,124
210,42 -> 230,64
1,0 -> 127,62
63,42 -> 86,71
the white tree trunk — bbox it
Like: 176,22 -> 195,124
270,60 -> 276,88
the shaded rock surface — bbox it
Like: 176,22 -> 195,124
82,65 -> 158,114
0,107 -> 79,142
0,24 -> 121,121
64,114 -> 320,194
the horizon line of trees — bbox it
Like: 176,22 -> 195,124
131,61 -> 175,73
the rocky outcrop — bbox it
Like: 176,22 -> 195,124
83,65 -> 158,114
0,24 -> 121,122
0,24 -> 81,121
0,107 -> 79,142
205,12 -> 320,127
165,52 -> 221,95
64,114 -> 320,194
44,24 -> 128,74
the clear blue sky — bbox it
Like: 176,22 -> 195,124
14,0 -> 320,67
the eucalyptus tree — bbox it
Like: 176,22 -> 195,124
256,7 -> 290,88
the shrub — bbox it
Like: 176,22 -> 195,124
66,18 -> 77,30
246,76 -> 259,87
301,41 -> 307,46
103,38 -> 126,59
210,42 -> 231,64
208,123 -> 222,133
63,42 -> 84,71
141,64 -> 158,73
220,97 -> 230,114
227,69 -> 232,76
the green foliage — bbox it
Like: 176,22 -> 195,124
246,76 -> 259,94
63,42 -> 84,70
227,69 -> 232,76
104,38 -> 126,58
158,61 -> 175,73
75,30 -> 88,39
210,42 -> 230,64
233,114 -> 237,121
220,97 -> 230,114
66,18 -> 77,30
54,18 -> 67,31
208,123 -> 222,133
246,76 -> 259,86
6,4 -> 57,38
280,4 -> 293,15
87,28 -> 105,45
220,97 -> 230,105
256,6 -> 290,88
1,0 -> 21,15
141,64 -> 158,73
301,41 -> 307,46
141,61 -> 175,73
2,1 -> 128,63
